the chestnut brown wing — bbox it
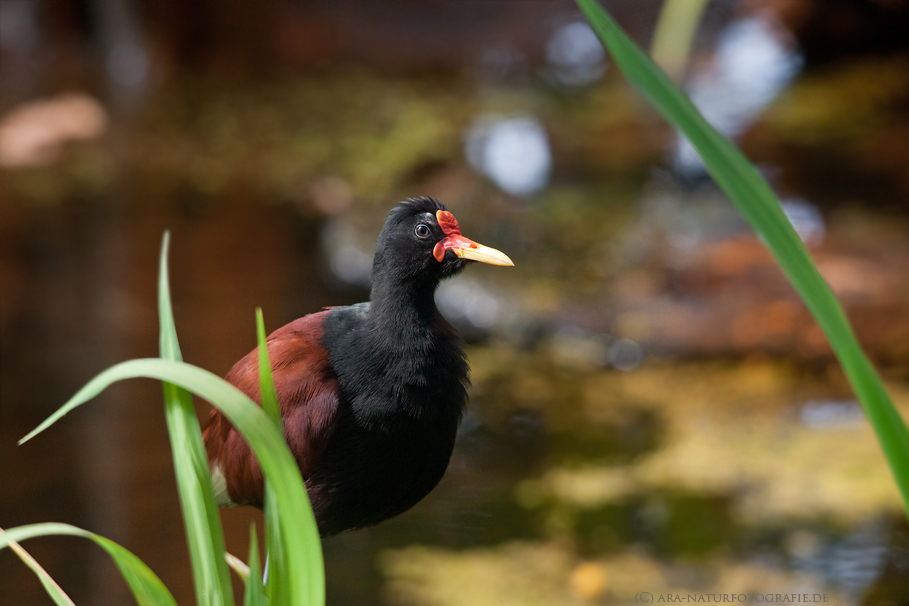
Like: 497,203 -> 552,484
203,311 -> 340,507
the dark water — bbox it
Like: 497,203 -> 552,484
2,192 -> 908,605
2,2 -> 909,605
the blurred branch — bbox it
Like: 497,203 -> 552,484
651,0 -> 711,81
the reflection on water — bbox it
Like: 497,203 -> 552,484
550,326 -> 612,369
436,277 -> 505,332
322,217 -> 374,288
354,355 -> 908,605
0,0 -> 39,55
799,400 -> 864,430
791,521 -> 891,603
107,41 -> 150,91
102,5 -> 150,92
675,14 -> 802,175
607,338 -> 643,371
0,93 -> 109,167
464,114 -> 551,196
544,20 -> 607,87
781,198 -> 826,246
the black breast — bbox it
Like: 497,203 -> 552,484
311,303 -> 468,536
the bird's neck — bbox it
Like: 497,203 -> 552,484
368,277 -> 440,344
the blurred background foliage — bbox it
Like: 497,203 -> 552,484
1,0 -> 908,605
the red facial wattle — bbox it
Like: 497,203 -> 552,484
432,210 -> 514,267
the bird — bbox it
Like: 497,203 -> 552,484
203,197 -> 513,537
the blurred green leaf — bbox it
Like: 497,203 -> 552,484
1,523 -> 178,606
158,232 -> 233,606
650,0 -> 710,80
576,0 -> 909,517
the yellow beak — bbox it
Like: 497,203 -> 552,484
452,240 -> 514,266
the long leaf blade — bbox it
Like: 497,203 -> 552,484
0,527 -> 76,606
20,357 -> 326,605
256,309 -> 280,424
255,309 -> 292,605
576,0 -> 909,515
1,523 -> 178,606
158,232 -> 233,606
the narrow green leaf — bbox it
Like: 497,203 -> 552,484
21,357 -> 326,605
650,0 -> 710,80
158,232 -> 183,364
1,523 -> 178,606
576,0 -> 909,516
158,232 -> 233,606
244,525 -> 267,606
256,308 -> 280,424
256,309 -> 291,605
1,527 -> 76,606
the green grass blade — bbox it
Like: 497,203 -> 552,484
263,481 -> 285,604
650,0 -> 710,80
243,525 -> 267,606
20,357 -> 326,605
158,232 -> 183,363
158,232 -> 233,606
256,309 -> 280,424
1,523 -> 178,606
1,527 -> 76,606
576,0 -> 909,517
255,309 -> 293,605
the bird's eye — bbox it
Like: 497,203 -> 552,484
414,224 -> 432,239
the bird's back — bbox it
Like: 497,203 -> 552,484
204,310 -> 341,508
